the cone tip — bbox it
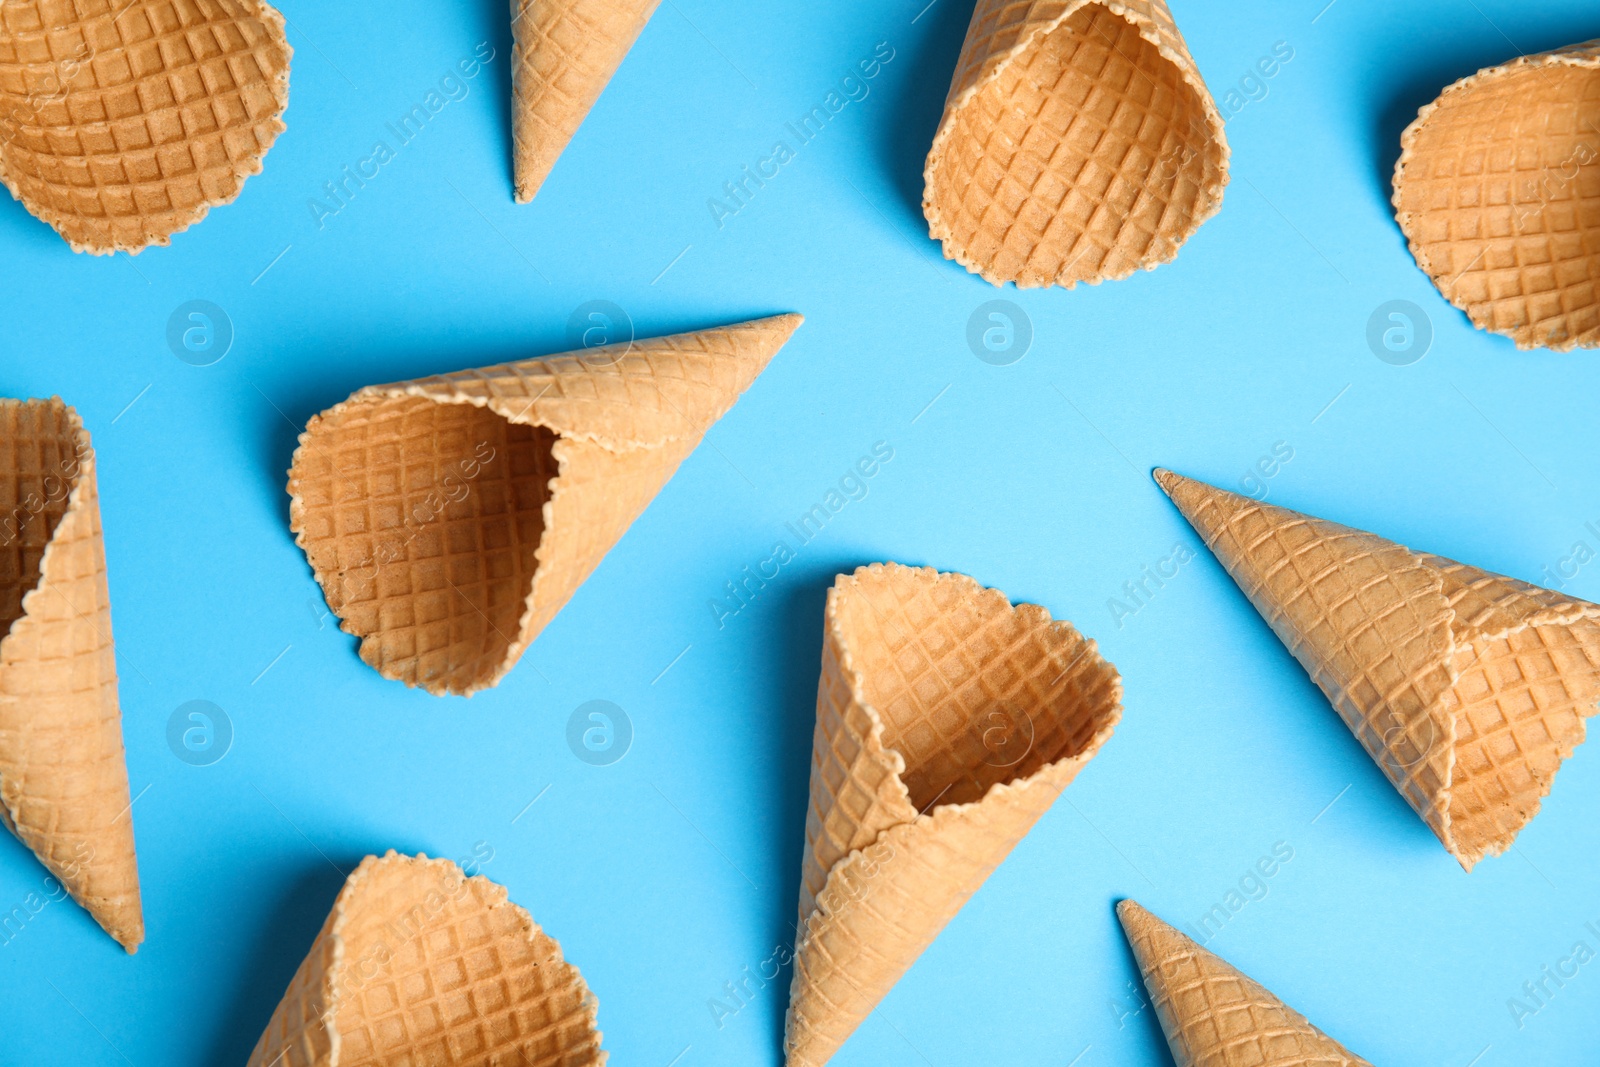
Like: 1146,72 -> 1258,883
512,153 -> 541,204
711,313 -> 803,348
765,311 -> 805,337
1151,468 -> 1178,495
512,162 -> 544,204
1115,897 -> 1147,930
735,313 -> 803,358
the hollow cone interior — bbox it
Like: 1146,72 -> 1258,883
1393,40 -> 1600,350
923,0 -> 1227,288
0,0 -> 292,254
785,562 -> 1122,1066
288,315 -> 802,695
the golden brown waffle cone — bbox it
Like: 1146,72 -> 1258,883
922,0 -> 1228,288
248,851 -> 605,1067
1392,41 -> 1600,350
1156,469 -> 1600,870
510,0 -> 660,203
1117,900 -> 1370,1066
0,0 -> 291,255
0,398 -> 141,951
785,563 -> 1122,1066
288,314 -> 801,697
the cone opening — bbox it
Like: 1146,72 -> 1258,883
0,0 -> 292,253
926,3 -> 1225,287
291,395 -> 558,694
325,856 -> 604,1065
1442,620 -> 1600,864
836,567 -> 1121,811
1395,58 -> 1600,349
0,399 -> 85,646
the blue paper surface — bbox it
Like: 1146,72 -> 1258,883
1,0 -> 1599,1063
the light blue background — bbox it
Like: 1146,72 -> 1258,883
2,0 -> 1599,1062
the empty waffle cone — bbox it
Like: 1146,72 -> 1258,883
510,0 -> 660,203
1118,900 -> 1370,1066
1392,41 -> 1600,350
289,314 -> 801,696
248,851 -> 605,1067
0,398 -> 141,951
785,563 -> 1122,1066
1156,469 -> 1600,870
0,0 -> 291,255
923,0 -> 1228,288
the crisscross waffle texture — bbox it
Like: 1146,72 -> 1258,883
785,563 -> 1122,1066
1393,40 -> 1600,350
0,398 -> 140,951
289,315 -> 801,696
1156,469 -> 1600,869
923,0 -> 1227,288
510,0 -> 659,202
248,851 -> 605,1067
1118,900 -> 1370,1067
0,0 -> 291,254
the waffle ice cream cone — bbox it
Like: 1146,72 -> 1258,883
1118,900 -> 1370,1066
785,563 -> 1122,1066
510,0 -> 660,203
1392,41 -> 1600,350
288,314 -> 800,697
1156,469 -> 1600,870
923,0 -> 1228,288
0,398 -> 141,951
0,0 -> 291,255
248,851 -> 605,1067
